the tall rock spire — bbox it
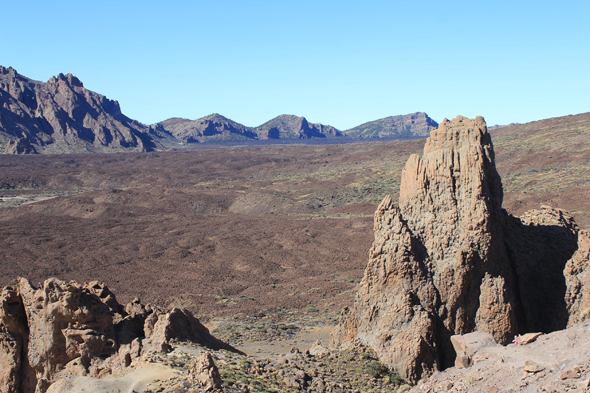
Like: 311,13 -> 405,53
331,116 -> 589,383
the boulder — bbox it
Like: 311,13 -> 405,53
450,332 -> 497,368
190,352 -> 222,392
308,340 -> 330,358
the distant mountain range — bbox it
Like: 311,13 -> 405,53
0,67 -> 438,154
157,113 -> 344,143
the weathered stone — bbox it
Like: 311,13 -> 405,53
282,368 -> 309,389
190,352 -> 222,392
332,116 -> 590,383
145,308 -> 237,354
332,116 -> 517,382
450,332 -> 497,369
0,66 -> 160,154
515,332 -> 542,345
308,340 -> 330,358
524,360 -> 545,373
564,229 -> 590,326
0,285 -> 33,393
560,367 -> 581,380
0,277 -> 238,393
18,277 -> 118,392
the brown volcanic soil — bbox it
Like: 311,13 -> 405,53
492,111 -> 590,228
0,140 -> 422,319
0,112 -> 589,321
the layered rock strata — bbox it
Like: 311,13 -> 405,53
331,116 -> 590,383
0,277 -> 237,393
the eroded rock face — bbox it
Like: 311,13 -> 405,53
254,114 -> 342,139
190,352 -> 223,392
331,116 -> 590,383
0,66 -> 161,154
343,112 -> 438,138
0,277 -> 236,393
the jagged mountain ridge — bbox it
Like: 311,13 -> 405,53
0,66 -> 437,154
0,66 -> 166,154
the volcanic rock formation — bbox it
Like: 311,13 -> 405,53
0,66 -> 164,154
343,112 -> 438,138
254,114 -> 342,139
331,116 -> 590,383
0,277 -> 237,393
160,113 -> 258,143
159,113 -> 342,142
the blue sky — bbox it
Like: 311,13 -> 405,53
2,0 -> 589,129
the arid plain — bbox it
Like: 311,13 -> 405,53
1,112 -> 588,322
1,112 -> 590,392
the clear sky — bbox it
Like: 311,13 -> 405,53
2,0 -> 589,129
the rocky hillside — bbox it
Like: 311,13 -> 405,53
254,114 -> 342,139
158,113 -> 258,143
343,111 -> 438,138
158,113 -> 342,142
0,66 -> 169,154
411,322 -> 590,392
331,116 -> 590,383
0,277 -> 238,393
0,66 -> 438,153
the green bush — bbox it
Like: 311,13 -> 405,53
239,359 -> 251,368
366,360 -> 403,386
367,360 -> 388,378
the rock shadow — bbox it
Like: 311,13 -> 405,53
504,214 -> 579,333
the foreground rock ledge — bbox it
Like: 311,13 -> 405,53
331,115 -> 590,383
0,277 -> 238,393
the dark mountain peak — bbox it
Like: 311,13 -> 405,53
255,114 -> 340,140
160,113 -> 257,143
51,72 -> 84,87
203,113 -> 230,122
345,112 -> 438,138
0,66 -> 162,154
0,66 -> 18,77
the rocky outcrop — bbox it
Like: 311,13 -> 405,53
160,113 -> 258,143
3,138 -> 37,154
254,115 -> 342,139
0,277 -> 237,393
190,352 -> 223,392
450,331 -> 498,368
0,66 -> 168,154
343,112 -> 438,138
331,116 -> 590,383
410,321 -> 590,393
